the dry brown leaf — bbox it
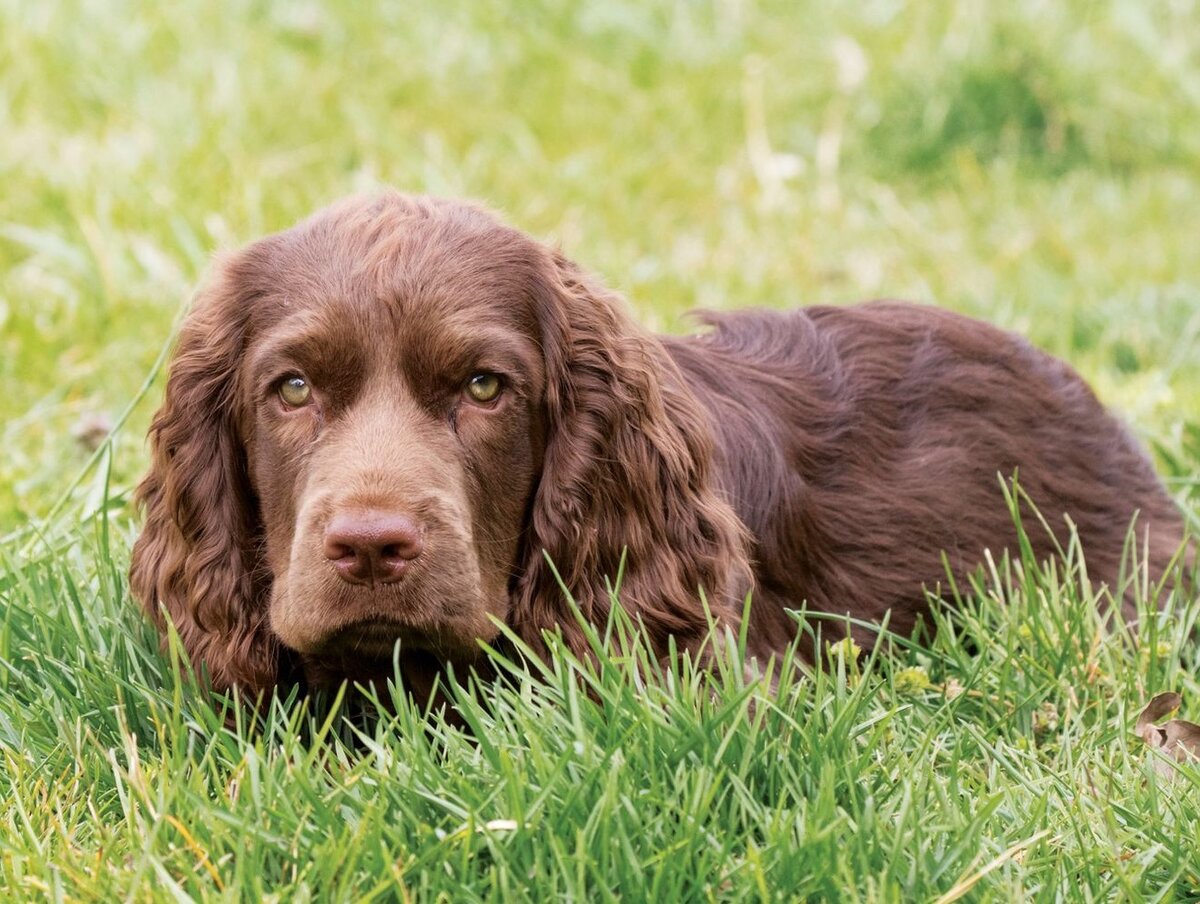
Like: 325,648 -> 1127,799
1136,692 -> 1200,779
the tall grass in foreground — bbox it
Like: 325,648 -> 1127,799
1,505 -> 1197,900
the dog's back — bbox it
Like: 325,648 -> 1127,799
666,301 -> 1188,646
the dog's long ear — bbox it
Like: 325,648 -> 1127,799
130,251 -> 278,694
514,249 -> 752,656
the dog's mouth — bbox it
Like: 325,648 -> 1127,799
300,618 -> 456,697
314,616 -> 432,659
311,616 -> 484,666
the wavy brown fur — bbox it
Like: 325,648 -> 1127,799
130,192 -> 1189,696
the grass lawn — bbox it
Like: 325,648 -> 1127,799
3,0 -> 1200,898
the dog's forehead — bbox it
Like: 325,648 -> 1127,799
243,209 -> 544,333
241,205 -> 547,386
269,202 -> 541,325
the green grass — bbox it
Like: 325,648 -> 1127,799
2,0 -> 1199,898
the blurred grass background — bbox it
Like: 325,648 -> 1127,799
2,0 -> 1198,529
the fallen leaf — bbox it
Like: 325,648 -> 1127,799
1136,692 -> 1200,779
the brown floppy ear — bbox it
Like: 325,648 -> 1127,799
514,250 -> 753,657
130,252 -> 278,694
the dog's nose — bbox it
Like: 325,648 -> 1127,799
323,511 -> 424,585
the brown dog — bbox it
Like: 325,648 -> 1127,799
130,192 -> 1188,695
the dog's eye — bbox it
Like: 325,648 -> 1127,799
278,375 -> 312,407
464,373 -> 502,404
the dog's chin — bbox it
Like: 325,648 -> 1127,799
295,617 -> 483,695
314,616 -> 433,658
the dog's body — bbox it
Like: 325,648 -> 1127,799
667,304 -> 1185,655
130,193 -> 1187,695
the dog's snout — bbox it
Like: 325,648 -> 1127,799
323,511 -> 425,585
